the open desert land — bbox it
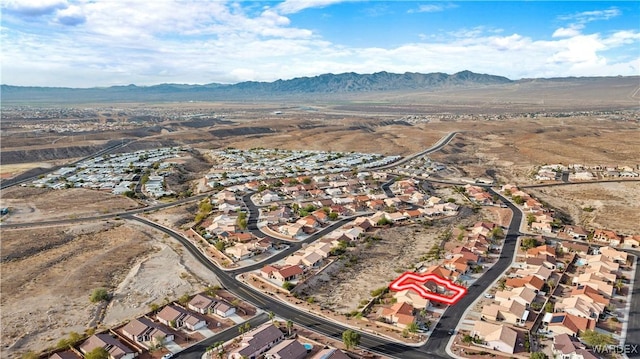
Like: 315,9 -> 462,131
0,187 -> 141,224
1,218 -> 220,358
305,194 -> 497,315
527,182 -> 640,235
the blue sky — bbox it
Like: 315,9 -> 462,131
1,0 -> 638,87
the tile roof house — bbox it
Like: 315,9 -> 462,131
552,333 -> 599,359
471,322 -> 518,354
393,289 -> 430,310
561,241 -> 589,254
571,285 -> 610,306
505,275 -> 545,292
79,333 -> 137,359
272,265 -> 304,284
156,304 -> 207,330
494,287 -> 537,308
210,300 -> 235,318
598,246 -> 628,263
546,313 -> 596,336
380,302 -> 416,329
121,317 -> 174,345
264,339 -> 307,359
188,293 -> 217,314
229,323 -> 284,359
481,300 -> 529,325
555,296 -> 605,320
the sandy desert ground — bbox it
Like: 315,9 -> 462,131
1,215 -> 219,358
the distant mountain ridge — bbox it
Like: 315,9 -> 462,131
1,70 -> 513,103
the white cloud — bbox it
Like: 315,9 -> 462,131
1,1 -> 639,87
276,0 -> 356,15
552,25 -> 584,38
559,8 -> 621,23
409,3 -> 458,14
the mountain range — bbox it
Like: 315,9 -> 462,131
2,70 -> 636,104
2,70 -> 514,103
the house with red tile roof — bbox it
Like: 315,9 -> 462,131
526,245 -> 556,258
505,275 -> 545,292
272,265 -> 304,284
571,285 -> 610,306
546,313 -> 596,337
593,229 -> 622,245
379,302 -> 416,329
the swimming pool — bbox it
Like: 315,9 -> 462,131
575,258 -> 587,266
303,343 -> 313,351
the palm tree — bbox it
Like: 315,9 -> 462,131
268,311 -> 275,323
286,320 -> 294,336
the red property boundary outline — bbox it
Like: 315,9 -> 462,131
388,272 -> 467,305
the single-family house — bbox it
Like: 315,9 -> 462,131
50,351 -> 82,359
121,317 -> 174,345
470,322 -> 518,354
213,300 -> 236,318
263,339 -> 307,359
505,275 -> 545,292
593,230 -> 622,245
598,246 -> 628,263
188,293 -> 217,314
272,265 -> 303,284
156,304 -> 207,330
563,225 -> 589,240
561,241 -> 589,254
526,245 -> 556,258
494,287 -> 536,308
481,300 -> 529,325
571,285 -> 610,307
301,251 -> 323,268
393,289 -> 430,310
555,296 -> 605,320
379,302 -> 415,329
552,333 -> 598,359
228,323 -> 285,359
546,313 -> 596,337
79,334 -> 137,359
225,243 -> 254,261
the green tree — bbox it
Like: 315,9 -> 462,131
90,288 -> 110,303
462,334 -> 473,344
342,329 -> 361,350
282,281 -> 295,291
513,196 -> 525,205
529,353 -> 548,359
328,212 -> 339,221
268,311 -> 275,323
178,293 -> 191,306
85,347 -> 109,359
544,302 -> 554,313
407,322 -> 419,334
215,240 -> 226,251
236,212 -> 247,230
520,237 -> 540,250
205,285 -> 220,297
377,217 -> 393,226
580,329 -> 616,347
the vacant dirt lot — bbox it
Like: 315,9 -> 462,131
0,220 -> 220,358
310,204 -> 490,314
527,182 -> 640,235
0,187 -> 141,223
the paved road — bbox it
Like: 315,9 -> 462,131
374,132 -> 459,170
421,188 -> 522,356
627,254 -> 640,357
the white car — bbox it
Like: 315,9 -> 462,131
162,353 -> 174,359
484,293 -> 494,298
